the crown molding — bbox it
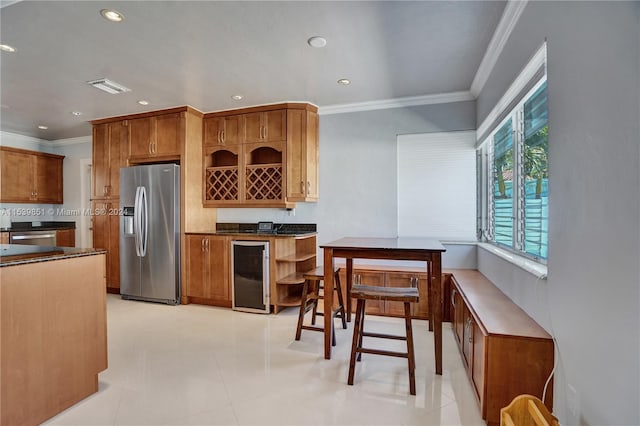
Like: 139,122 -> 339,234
318,91 -> 474,116
470,0 -> 529,97
49,135 -> 92,147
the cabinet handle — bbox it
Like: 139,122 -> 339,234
205,238 -> 209,252
466,318 -> 473,343
300,181 -> 304,193
217,130 -> 222,144
201,238 -> 205,252
149,142 -> 153,154
153,142 -> 157,154
307,181 -> 311,194
221,130 -> 225,143
451,288 -> 457,308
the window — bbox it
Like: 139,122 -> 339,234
478,44 -> 548,261
397,131 -> 476,240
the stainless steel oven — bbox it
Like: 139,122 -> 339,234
10,230 -> 57,246
231,240 -> 270,313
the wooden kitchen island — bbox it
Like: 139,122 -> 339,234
0,244 -> 108,426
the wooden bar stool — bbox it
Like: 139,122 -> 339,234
295,265 -> 347,346
347,283 -> 419,395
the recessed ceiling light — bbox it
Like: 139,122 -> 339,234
71,111 -> 83,116
337,78 -> 351,85
0,44 -> 16,53
37,125 -> 48,130
137,100 -> 149,106
231,95 -> 243,101
307,36 -> 327,48
100,9 -> 124,22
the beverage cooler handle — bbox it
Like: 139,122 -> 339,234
134,186 -> 149,257
263,247 -> 270,306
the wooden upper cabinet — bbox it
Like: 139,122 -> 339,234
286,109 -> 318,202
128,112 -> 183,162
0,147 -> 64,204
92,121 -> 126,199
203,103 -> 318,208
203,115 -> 241,146
244,109 -> 286,143
34,154 -> 63,203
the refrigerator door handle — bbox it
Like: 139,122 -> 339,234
139,185 -> 148,257
134,186 -> 143,257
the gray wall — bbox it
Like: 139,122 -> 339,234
477,2 -> 639,425
217,100 -> 478,268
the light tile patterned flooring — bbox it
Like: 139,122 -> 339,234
44,295 -> 484,425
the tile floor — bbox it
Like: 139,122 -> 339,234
44,295 -> 484,426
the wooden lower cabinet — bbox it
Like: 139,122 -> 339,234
185,234 -> 231,306
450,270 -> 554,426
91,200 -> 120,292
56,229 -> 75,247
0,232 -> 8,244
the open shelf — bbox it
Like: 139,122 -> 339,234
276,252 -> 316,263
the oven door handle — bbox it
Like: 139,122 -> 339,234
11,234 -> 56,240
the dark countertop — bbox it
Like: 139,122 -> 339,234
0,244 -> 106,267
187,230 -> 317,238
2,221 -> 76,232
213,222 -> 316,237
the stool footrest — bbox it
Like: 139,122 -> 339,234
362,331 -> 407,341
301,325 -> 324,332
357,347 -> 409,359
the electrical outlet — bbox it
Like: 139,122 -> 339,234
567,384 -> 580,422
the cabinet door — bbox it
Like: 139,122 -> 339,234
0,148 -> 34,202
286,109 -> 306,200
128,117 -> 153,158
355,271 -> 384,315
204,116 -> 241,146
206,236 -> 230,301
92,200 -> 119,290
56,229 -> 75,247
244,110 -> 286,143
385,272 -> 414,316
92,124 -> 110,198
462,305 -> 473,368
108,121 -> 127,198
413,274 -> 429,319
0,232 -> 8,244
452,285 -> 463,346
263,110 -> 286,142
186,235 -> 208,298
304,111 -> 319,199
34,154 -> 63,203
243,112 -> 263,143
471,320 -> 485,401
155,113 -> 182,156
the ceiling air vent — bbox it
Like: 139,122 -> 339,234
87,78 -> 131,95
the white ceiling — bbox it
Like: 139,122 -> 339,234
0,1 -> 506,141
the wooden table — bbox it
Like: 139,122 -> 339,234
321,237 -> 446,374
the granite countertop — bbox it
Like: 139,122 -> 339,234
2,221 -> 76,232
188,222 -> 317,237
0,244 -> 106,267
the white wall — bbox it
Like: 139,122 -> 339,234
217,100 -> 478,268
52,137 -> 93,246
477,2 -> 640,425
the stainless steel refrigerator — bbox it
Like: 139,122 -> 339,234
120,164 -> 180,305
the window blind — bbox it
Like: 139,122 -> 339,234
397,131 -> 476,240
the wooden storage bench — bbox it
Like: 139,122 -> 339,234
449,269 -> 554,426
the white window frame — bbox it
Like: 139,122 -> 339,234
477,43 -> 548,266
